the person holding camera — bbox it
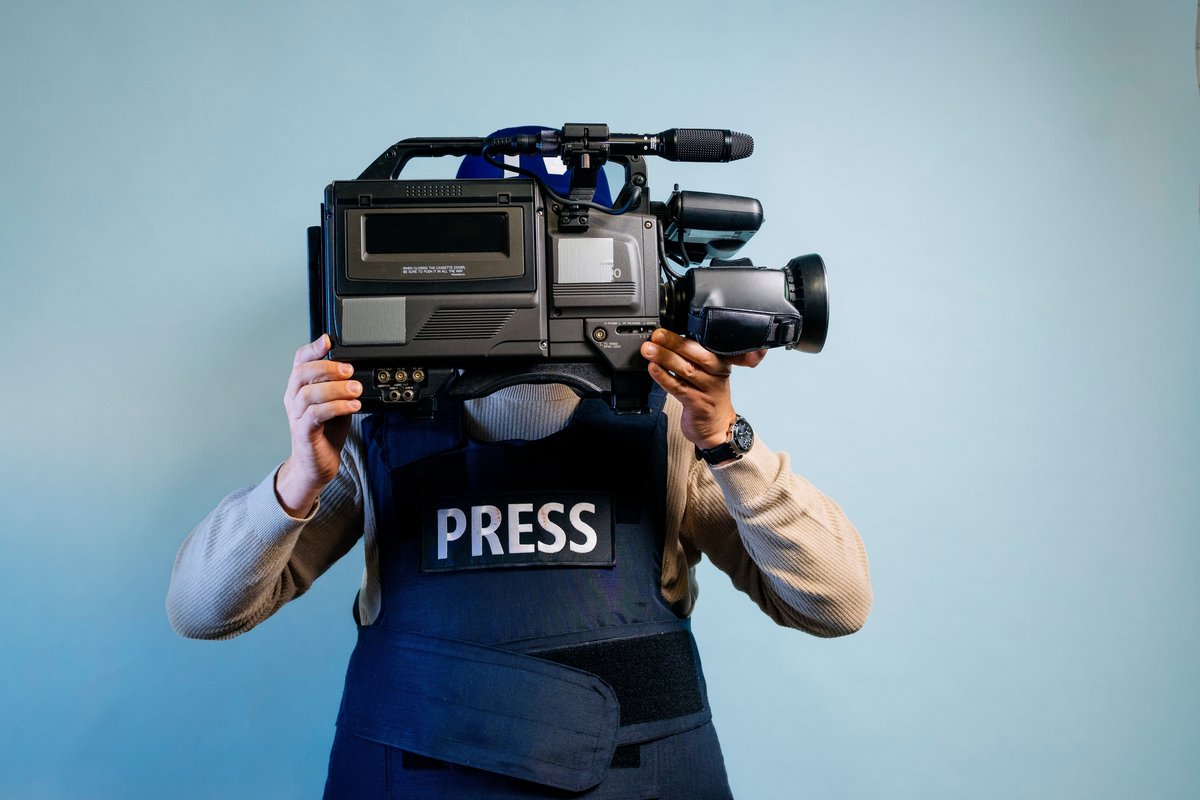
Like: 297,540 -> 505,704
168,143 -> 872,799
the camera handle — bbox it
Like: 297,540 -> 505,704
357,137 -> 492,180
356,131 -> 594,182
360,139 -> 651,239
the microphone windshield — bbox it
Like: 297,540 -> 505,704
660,129 -> 754,162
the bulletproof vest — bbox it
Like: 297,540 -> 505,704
325,389 -> 731,798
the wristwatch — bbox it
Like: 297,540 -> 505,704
694,415 -> 754,465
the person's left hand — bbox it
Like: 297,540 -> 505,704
640,328 -> 766,450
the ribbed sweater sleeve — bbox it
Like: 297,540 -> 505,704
166,422 -> 367,640
661,395 -> 872,637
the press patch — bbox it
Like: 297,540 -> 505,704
421,492 -> 615,571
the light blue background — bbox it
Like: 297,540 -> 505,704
2,1 -> 1197,797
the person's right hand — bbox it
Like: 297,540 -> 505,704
275,334 -> 362,516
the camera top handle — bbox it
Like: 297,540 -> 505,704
358,137 -> 493,180
356,129 -> 652,223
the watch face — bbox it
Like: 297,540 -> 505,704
731,417 -> 754,452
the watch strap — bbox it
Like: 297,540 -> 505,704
694,415 -> 751,465
694,440 -> 739,465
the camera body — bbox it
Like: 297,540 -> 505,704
308,124 -> 828,414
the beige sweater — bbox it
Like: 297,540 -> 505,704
168,384 -> 871,640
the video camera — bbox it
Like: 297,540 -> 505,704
308,123 -> 829,414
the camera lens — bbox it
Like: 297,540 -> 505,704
785,255 -> 828,353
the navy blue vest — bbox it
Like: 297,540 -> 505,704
325,390 -> 733,798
